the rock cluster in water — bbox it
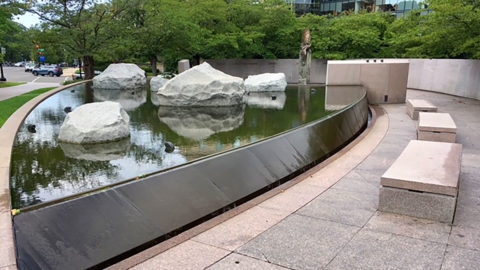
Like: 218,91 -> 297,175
244,73 -> 287,92
93,63 -> 146,89
157,62 -> 245,106
58,101 -> 130,144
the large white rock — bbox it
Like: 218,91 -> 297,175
93,88 -> 147,111
158,105 -> 245,141
150,76 -> 169,92
58,101 -> 130,144
157,62 -> 245,106
93,63 -> 147,89
246,92 -> 286,110
244,73 -> 287,92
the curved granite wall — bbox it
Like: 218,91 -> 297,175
407,59 -> 480,100
13,87 -> 368,269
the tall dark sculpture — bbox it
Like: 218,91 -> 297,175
299,28 -> 312,85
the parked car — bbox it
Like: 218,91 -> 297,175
32,65 -> 63,77
72,70 -> 101,79
24,63 -> 36,72
14,62 -> 25,67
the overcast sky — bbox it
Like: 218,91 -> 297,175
14,12 -> 41,28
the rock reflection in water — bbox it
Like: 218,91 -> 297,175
325,85 -> 365,111
59,139 -> 131,161
158,105 -> 245,141
246,92 -> 286,110
93,88 -> 147,111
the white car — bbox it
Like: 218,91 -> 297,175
14,62 -> 25,67
72,70 -> 102,79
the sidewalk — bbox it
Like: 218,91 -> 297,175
116,89 -> 480,270
0,82 -> 60,101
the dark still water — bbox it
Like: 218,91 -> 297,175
10,83 -> 363,209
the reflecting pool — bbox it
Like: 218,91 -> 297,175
10,83 -> 360,209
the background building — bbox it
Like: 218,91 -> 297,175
286,0 -> 426,17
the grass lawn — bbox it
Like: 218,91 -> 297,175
0,87 -> 56,128
0,82 -> 27,88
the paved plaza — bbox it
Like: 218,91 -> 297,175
116,89 -> 480,270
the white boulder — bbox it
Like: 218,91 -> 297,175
93,63 -> 147,89
244,73 -> 287,92
246,92 -> 286,110
157,62 -> 245,106
58,101 -> 130,144
150,76 -> 169,92
158,105 -> 245,141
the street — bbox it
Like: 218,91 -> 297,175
2,66 -> 68,84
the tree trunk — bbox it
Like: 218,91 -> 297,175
150,56 -> 158,76
193,54 -> 201,66
82,55 -> 95,80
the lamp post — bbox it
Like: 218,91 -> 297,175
0,47 -> 6,81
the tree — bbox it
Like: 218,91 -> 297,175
299,12 -> 393,60
20,0 -> 133,78
385,0 -> 480,59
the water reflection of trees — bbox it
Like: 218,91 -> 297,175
10,137 -> 119,209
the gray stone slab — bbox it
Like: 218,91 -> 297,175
356,154 -> 396,174
206,253 -> 289,270
326,229 -> 446,270
449,225 -> 480,251
453,197 -> 480,229
297,187 -> 377,227
365,212 -> 451,244
237,214 -> 359,270
441,245 -> 480,270
379,187 -> 457,223
332,171 -> 380,196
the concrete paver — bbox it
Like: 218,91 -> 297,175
441,245 -> 480,270
365,212 -> 451,244
296,187 -> 377,227
206,253 -> 289,270
192,206 -> 290,251
326,229 -> 446,270
130,240 -> 230,270
237,214 -> 360,270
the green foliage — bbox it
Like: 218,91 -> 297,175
385,0 -> 480,58
0,87 -> 55,128
299,12 -> 394,60
6,0 -> 480,69
0,82 -> 26,88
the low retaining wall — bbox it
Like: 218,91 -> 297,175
407,59 -> 480,100
207,59 -> 327,84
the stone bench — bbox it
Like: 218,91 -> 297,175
379,140 -> 462,223
418,112 -> 457,143
407,99 -> 437,120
